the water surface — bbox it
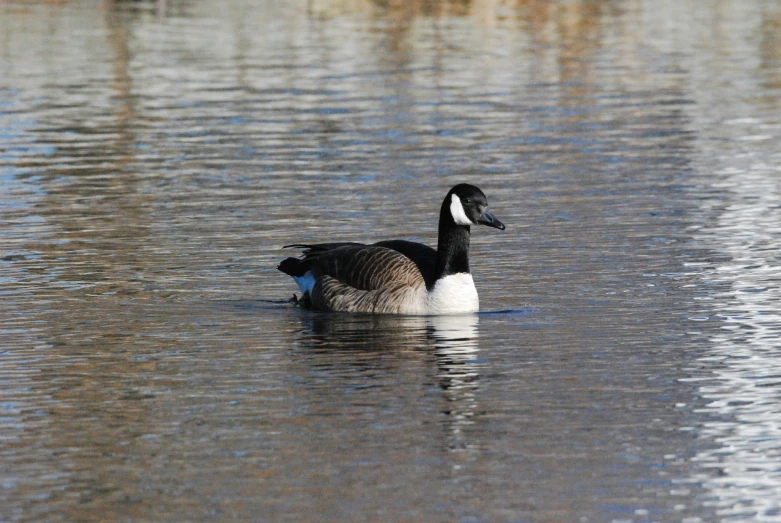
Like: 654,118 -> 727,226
2,0 -> 781,521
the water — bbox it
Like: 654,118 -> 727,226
2,0 -> 781,520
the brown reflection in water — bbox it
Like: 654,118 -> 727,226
759,4 -> 781,104
7,5 -> 155,300
1,5 -> 169,517
104,2 -> 137,169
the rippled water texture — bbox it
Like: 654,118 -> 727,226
2,1 -> 781,521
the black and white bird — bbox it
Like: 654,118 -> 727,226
278,184 -> 505,315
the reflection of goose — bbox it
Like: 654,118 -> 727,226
429,314 -> 480,387
429,315 -> 481,453
278,184 -> 505,314
304,313 -> 428,349
292,312 -> 483,454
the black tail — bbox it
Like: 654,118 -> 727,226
283,242 -> 363,254
277,257 -> 309,277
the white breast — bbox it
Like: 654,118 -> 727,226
426,273 -> 479,314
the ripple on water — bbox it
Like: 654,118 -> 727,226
1,1 -> 781,521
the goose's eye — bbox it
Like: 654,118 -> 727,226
463,198 -> 472,204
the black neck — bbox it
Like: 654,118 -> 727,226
435,200 -> 471,281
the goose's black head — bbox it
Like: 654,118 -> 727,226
444,183 -> 505,231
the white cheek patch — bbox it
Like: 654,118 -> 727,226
450,194 -> 473,226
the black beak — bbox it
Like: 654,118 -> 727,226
477,208 -> 505,230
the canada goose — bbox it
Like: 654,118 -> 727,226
278,184 -> 505,315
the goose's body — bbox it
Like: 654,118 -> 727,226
278,184 -> 505,315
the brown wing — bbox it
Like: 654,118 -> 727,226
373,240 -> 437,288
285,240 -> 437,288
306,245 -> 427,313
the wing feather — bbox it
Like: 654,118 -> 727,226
313,246 -> 424,291
373,240 -> 437,288
306,245 -> 427,314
